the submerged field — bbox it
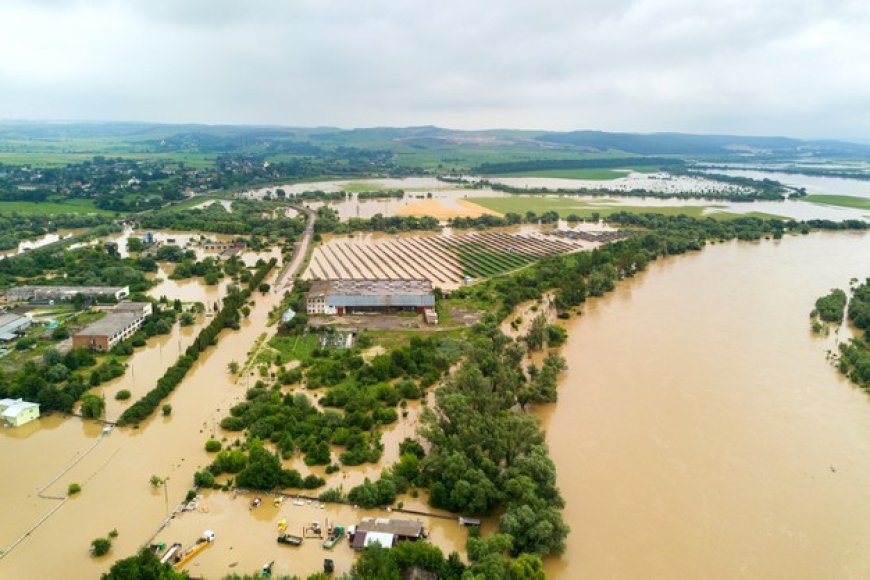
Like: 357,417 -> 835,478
465,196 -> 784,220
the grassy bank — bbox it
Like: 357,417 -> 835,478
805,194 -> 870,210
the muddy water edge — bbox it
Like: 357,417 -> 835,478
541,231 -> 870,579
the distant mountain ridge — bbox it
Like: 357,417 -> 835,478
0,121 -> 867,159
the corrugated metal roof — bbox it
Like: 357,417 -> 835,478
327,294 -> 434,308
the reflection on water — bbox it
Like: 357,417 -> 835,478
542,231 -> 870,578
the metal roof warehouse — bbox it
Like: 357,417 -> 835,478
306,279 -> 434,315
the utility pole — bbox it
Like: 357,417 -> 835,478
163,477 -> 170,517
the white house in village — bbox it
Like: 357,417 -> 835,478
0,398 -> 40,427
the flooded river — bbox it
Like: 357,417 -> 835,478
4,230 -> 870,578
542,231 -> 870,579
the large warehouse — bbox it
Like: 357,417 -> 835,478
306,279 -> 434,315
72,302 -> 153,351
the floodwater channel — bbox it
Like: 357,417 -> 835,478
541,231 -> 870,579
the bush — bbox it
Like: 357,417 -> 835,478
205,439 -> 222,452
15,336 -> 36,350
162,404 -> 172,416
194,469 -> 215,487
91,537 -> 111,557
115,389 -> 131,401
68,483 -> 82,495
52,326 -> 70,340
318,488 -> 345,502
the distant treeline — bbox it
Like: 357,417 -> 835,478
473,157 -> 683,175
695,164 -> 870,182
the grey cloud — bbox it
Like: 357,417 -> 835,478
0,0 -> 869,138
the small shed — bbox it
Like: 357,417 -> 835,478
0,398 -> 40,427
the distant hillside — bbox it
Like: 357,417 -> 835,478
1,122 -> 868,169
535,130 -> 870,156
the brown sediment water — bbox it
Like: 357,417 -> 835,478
0,255 -> 454,578
0,267 -> 287,579
541,231 -> 870,579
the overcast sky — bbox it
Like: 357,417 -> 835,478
1,0 -> 869,139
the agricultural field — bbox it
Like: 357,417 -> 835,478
304,231 -> 582,288
804,194 -> 870,210
0,198 -> 116,215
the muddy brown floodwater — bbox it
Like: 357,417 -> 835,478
0,268 -> 287,579
4,232 -> 870,578
541,231 -> 870,579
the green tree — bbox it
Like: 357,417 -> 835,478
351,543 -> 399,580
101,546 -> 188,579
80,393 -> 105,419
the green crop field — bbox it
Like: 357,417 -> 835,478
804,194 -> 870,210
467,196 -> 785,220
0,199 -> 116,215
454,242 -> 537,278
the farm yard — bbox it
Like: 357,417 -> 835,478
304,231 -> 584,289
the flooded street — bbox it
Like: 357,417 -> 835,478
0,268 -> 287,578
542,231 -> 870,579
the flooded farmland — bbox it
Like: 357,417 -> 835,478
4,222 -> 870,578
542,231 -> 870,579
238,175 -> 870,223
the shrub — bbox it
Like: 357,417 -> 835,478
205,439 -> 222,452
91,537 -> 111,557
162,404 -> 172,416
115,390 -> 131,401
51,326 -> 70,340
194,470 -> 215,487
68,483 -> 81,495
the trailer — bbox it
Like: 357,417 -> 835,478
172,530 -> 215,570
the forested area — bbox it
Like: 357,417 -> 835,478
203,334 -> 464,490
138,200 -> 307,240
0,242 -> 157,291
0,213 -> 114,251
838,278 -> 870,390
313,206 -> 440,234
